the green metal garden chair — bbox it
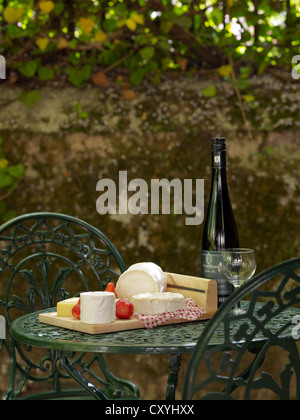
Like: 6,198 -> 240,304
182,257 -> 300,400
0,212 -> 140,400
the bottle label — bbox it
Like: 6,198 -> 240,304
212,152 -> 226,169
202,250 -> 234,304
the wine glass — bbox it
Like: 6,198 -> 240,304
218,248 -> 257,315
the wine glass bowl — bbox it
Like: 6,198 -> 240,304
218,248 -> 257,315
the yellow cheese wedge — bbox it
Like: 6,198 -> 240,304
57,297 -> 79,317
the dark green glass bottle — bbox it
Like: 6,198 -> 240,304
202,137 -> 239,306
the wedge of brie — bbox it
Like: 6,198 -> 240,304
131,292 -> 185,315
116,262 -> 167,300
80,291 -> 116,324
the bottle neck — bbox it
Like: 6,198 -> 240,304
211,149 -> 226,171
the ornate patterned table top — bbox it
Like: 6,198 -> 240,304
10,302 -> 299,355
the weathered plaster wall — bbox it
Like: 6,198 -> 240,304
0,74 -> 299,399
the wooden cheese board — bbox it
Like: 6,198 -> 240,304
39,273 -> 217,335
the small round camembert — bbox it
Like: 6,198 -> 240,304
80,291 -> 116,324
131,292 -> 185,315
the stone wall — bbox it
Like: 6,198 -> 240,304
0,74 -> 299,399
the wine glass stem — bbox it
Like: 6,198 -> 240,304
234,286 -> 241,311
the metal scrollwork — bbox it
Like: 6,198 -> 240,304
0,212 -> 130,400
182,258 -> 300,400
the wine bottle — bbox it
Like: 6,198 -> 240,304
202,137 -> 239,306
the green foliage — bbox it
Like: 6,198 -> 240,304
67,64 -> 92,87
0,136 -> 25,222
0,0 -> 299,89
202,84 -> 217,97
19,90 -> 41,107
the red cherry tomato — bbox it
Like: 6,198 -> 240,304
72,299 -> 81,319
116,299 -> 134,319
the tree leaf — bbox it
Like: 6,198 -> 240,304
130,68 -> 146,86
177,58 -> 188,71
8,164 -> 25,179
36,38 -> 50,52
218,65 -> 233,77
78,17 -> 95,35
57,37 -> 68,49
3,6 -> 24,23
0,159 -> 8,169
54,2 -> 64,15
139,46 -> 155,62
38,66 -> 55,81
122,89 -> 136,101
131,14 -> 144,25
91,71 -> 110,86
243,94 -> 255,103
94,30 -> 108,43
126,18 -> 137,31
18,61 -> 38,78
19,90 -> 41,108
0,173 -> 13,189
38,1 -> 55,14
202,85 -> 217,97
67,65 -> 92,87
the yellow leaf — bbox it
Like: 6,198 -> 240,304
78,17 -> 95,35
94,30 -> 108,43
57,37 -> 69,49
218,64 -> 233,77
36,38 -> 50,51
3,6 -> 24,23
38,1 -> 55,14
125,18 -> 137,31
228,0 -> 235,7
243,95 -> 255,103
0,159 -> 9,169
131,14 -> 144,25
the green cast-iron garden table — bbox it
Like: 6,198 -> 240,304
9,302 -> 300,400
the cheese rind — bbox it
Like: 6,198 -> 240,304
131,292 -> 185,315
116,262 -> 167,300
80,291 -> 116,324
57,297 -> 79,317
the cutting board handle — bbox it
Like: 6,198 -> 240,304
165,272 -> 217,318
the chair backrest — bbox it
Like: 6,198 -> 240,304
0,212 -> 127,399
182,257 -> 300,400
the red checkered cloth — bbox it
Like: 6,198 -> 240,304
133,297 -> 206,329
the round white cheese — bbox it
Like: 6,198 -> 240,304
116,262 -> 167,300
80,291 -> 116,324
131,292 -> 185,315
